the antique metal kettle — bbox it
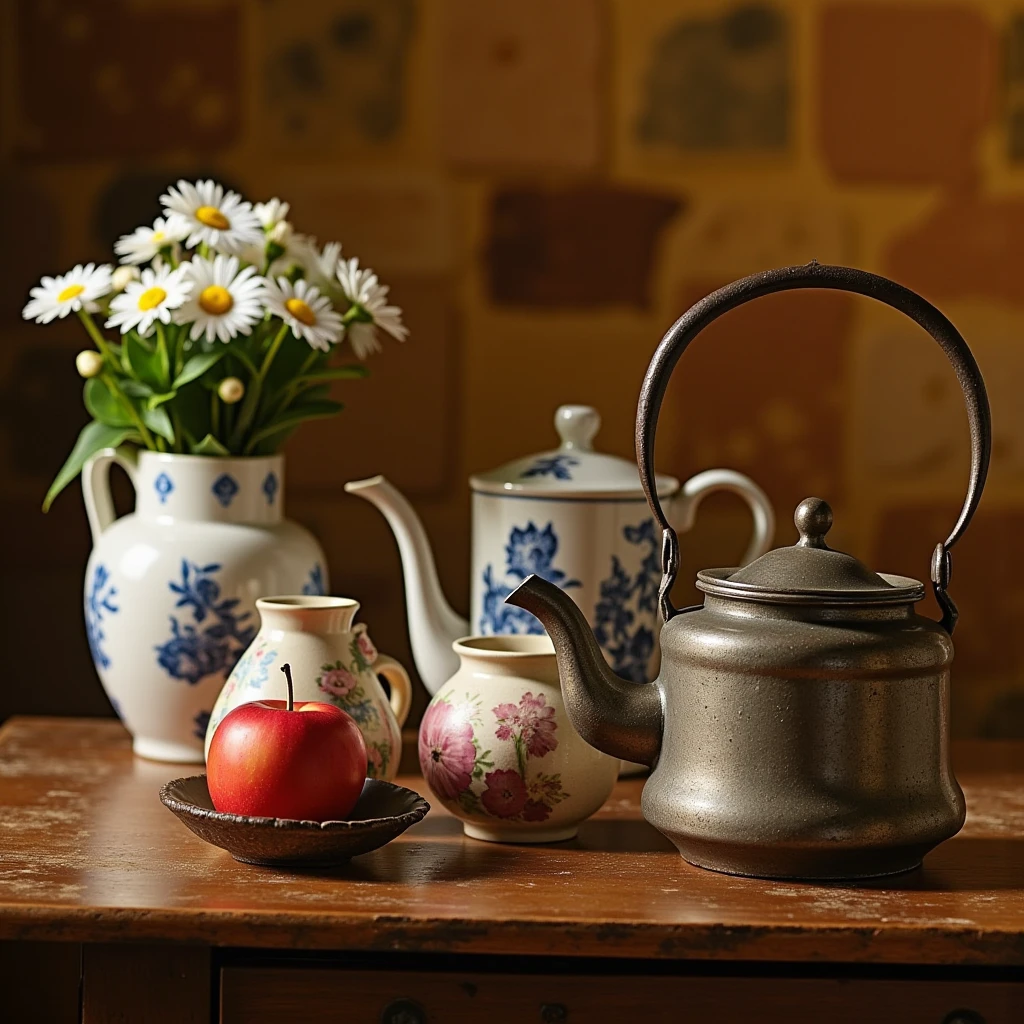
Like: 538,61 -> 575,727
507,263 -> 991,880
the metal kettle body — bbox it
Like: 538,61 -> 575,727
509,263 -> 991,880
645,567 -> 962,879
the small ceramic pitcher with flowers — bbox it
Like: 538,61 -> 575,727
205,596 -> 413,781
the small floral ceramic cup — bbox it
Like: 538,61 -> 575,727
418,635 -> 619,843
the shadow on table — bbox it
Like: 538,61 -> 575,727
859,836 -> 1024,893
273,813 -> 676,883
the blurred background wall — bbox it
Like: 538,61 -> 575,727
2,0 -> 1023,737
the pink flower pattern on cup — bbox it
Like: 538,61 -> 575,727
494,691 -> 558,759
318,665 -> 358,698
356,629 -> 378,664
419,690 -> 568,822
313,626 -> 393,779
419,699 -> 480,799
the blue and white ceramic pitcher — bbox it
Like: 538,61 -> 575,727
82,449 -> 326,763
346,405 -> 774,697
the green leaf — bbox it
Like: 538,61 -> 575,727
174,349 -> 225,389
84,378 -> 134,428
121,379 -> 154,399
191,433 -> 231,456
246,399 -> 344,451
147,390 -> 178,410
294,365 -> 370,385
43,422 -> 135,512
124,333 -> 164,389
142,404 -> 174,442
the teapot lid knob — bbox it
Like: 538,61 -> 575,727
794,497 -> 833,549
555,405 -> 600,451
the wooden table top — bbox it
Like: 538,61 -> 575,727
1,717 -> 1022,965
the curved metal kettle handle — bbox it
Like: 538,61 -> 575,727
636,262 -> 992,634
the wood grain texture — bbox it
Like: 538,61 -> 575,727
221,966 -> 1024,1024
81,944 -> 210,1024
0,718 -> 1022,965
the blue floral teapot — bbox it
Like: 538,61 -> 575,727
347,405 -> 774,697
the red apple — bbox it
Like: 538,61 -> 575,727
207,664 -> 367,821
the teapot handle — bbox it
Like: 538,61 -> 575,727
635,262 -> 991,634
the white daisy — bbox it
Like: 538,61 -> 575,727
241,228 -> 318,278
264,277 -> 344,352
106,264 -> 192,336
114,215 -> 189,265
335,257 -> 407,357
22,263 -> 113,323
160,179 -> 263,256
175,255 -> 267,344
254,198 -> 290,230
307,240 -> 342,289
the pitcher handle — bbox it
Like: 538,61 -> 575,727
670,468 -> 775,566
82,447 -> 139,543
375,654 -> 413,728
636,262 -> 991,634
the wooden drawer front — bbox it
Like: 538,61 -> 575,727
221,967 -> 1023,1024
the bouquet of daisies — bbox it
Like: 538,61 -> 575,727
25,179 -> 407,511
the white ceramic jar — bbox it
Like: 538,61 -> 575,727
418,635 -> 620,843
205,596 -> 412,781
83,449 -> 326,763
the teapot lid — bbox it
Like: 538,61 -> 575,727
696,497 -> 925,604
470,405 -> 679,499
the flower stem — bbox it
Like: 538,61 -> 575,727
77,310 -> 116,365
229,322 -> 289,449
155,322 -> 171,388
263,349 -> 319,421
210,390 -> 220,439
100,372 -> 156,449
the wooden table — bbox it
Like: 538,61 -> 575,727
0,717 -> 1022,1023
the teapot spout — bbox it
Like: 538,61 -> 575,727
506,576 -> 662,768
345,476 -> 469,696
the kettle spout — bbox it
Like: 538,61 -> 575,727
345,475 -> 469,696
507,576 -> 662,768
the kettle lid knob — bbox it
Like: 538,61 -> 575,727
555,405 -> 600,451
794,497 -> 833,549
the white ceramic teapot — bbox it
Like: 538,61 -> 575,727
346,405 -> 774,696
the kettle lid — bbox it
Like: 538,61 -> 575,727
696,497 -> 924,604
470,405 -> 678,499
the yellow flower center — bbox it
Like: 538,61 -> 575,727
198,285 -> 233,316
195,205 -> 229,230
284,297 -> 317,326
137,287 -> 167,311
57,283 -> 85,303
152,230 -> 165,243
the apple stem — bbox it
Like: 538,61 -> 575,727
281,663 -> 294,711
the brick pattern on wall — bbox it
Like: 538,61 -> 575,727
4,0 -> 1024,736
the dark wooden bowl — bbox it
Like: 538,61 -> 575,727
160,775 -> 429,866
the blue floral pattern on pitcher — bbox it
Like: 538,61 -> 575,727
302,563 -> 326,596
86,564 -> 118,670
155,560 -> 256,685
154,472 -> 173,504
212,473 -> 239,507
593,519 -> 659,683
480,522 -> 580,634
193,710 -> 211,740
262,470 -> 279,505
521,454 -> 579,480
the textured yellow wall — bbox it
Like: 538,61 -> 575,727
2,0 -> 1023,735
